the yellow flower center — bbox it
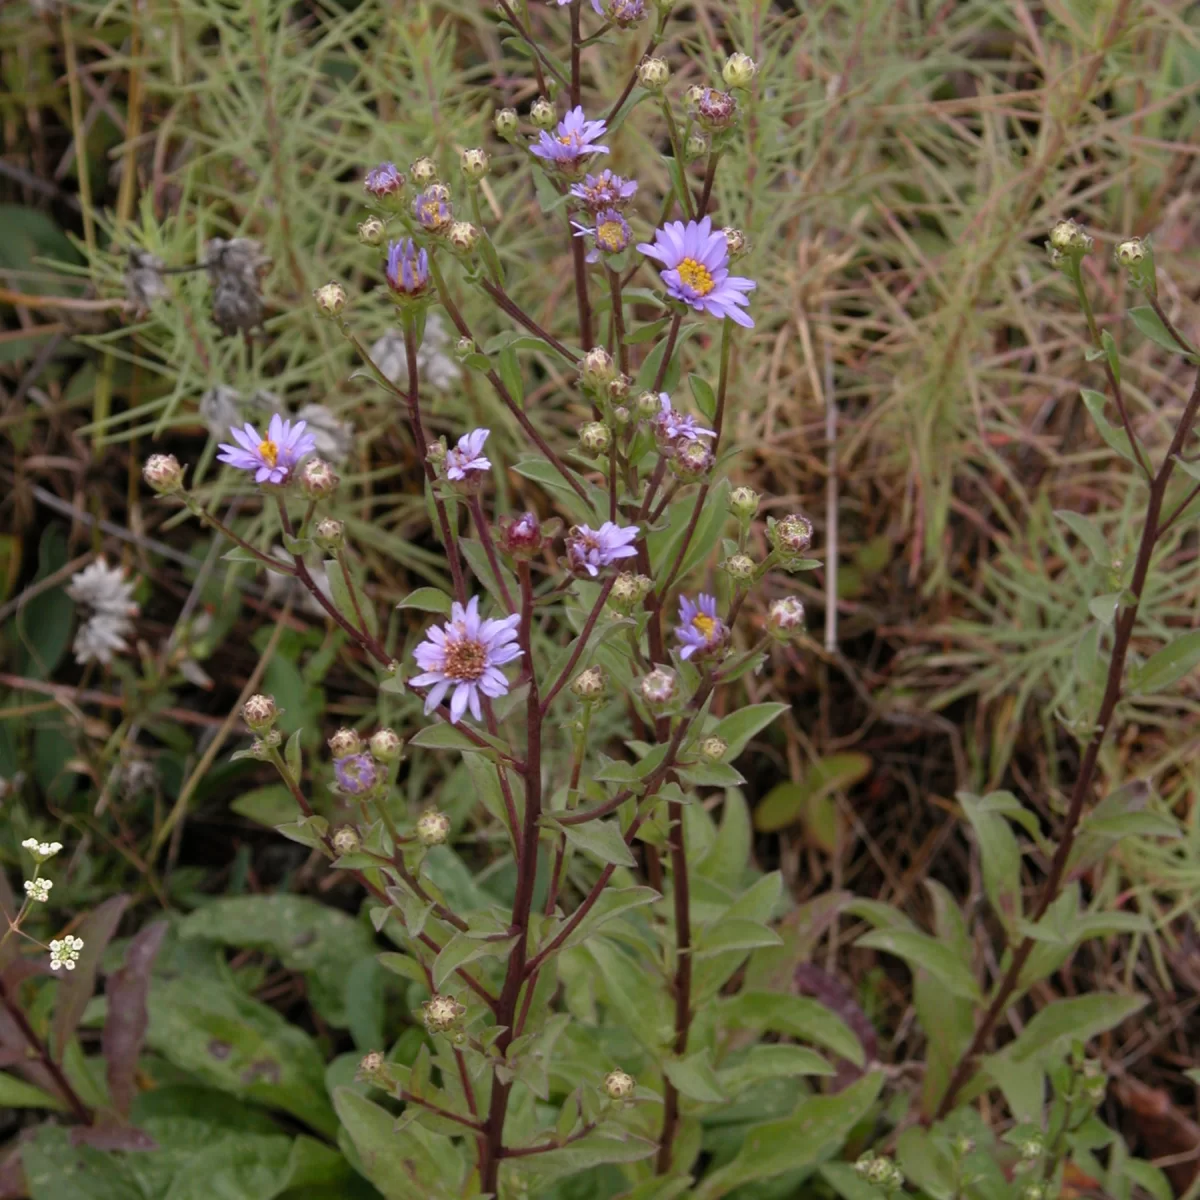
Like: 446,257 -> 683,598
692,614 -> 716,639
596,220 -> 626,251
676,257 -> 715,296
258,439 -> 279,467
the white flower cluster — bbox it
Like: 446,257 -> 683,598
24,878 -> 52,903
21,838 -> 63,860
49,936 -> 84,971
67,559 -> 139,666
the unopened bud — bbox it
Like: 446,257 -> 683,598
635,389 -> 661,419
772,513 -> 814,557
722,51 -> 757,89
494,107 -> 520,140
608,374 -> 631,404
1047,219 -> 1093,264
327,727 -> 362,758
608,571 -> 652,614
357,1050 -> 387,1082
242,693 -> 278,732
722,227 -> 747,258
530,97 -> 557,130
603,1069 -> 635,1100
729,485 -> 759,520
410,156 -> 438,186
314,517 -> 345,551
417,808 -> 451,846
249,732 -> 281,760
671,439 -> 713,480
313,281 -> 347,317
1018,1136 -> 1043,1161
640,668 -> 677,708
332,825 -> 361,855
358,216 -> 386,246
1116,237 -> 1146,266
448,221 -> 479,253
455,336 -> 476,360
422,992 -> 465,1033
723,553 -> 758,583
951,1134 -> 975,1157
460,147 -> 490,181
369,728 -> 402,762
498,511 -> 542,557
300,457 -> 339,500
1115,237 -> 1157,296
767,596 -> 805,637
1020,1187 -> 1045,1200
427,439 -> 447,467
143,453 -> 185,495
685,131 -> 710,163
695,87 -> 738,133
579,421 -> 611,456
570,665 -> 607,702
580,346 -> 616,388
637,56 -> 670,91
698,736 -> 727,761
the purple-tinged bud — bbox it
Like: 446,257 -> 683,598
723,553 -> 758,583
498,511 -> 543,558
369,728 -> 402,763
570,665 -> 607,702
447,221 -> 480,253
580,346 -> 616,388
640,668 -> 677,709
606,0 -> 646,27
313,281 -> 347,317
637,56 -> 670,91
385,238 -> 432,298
364,162 -> 406,204
530,97 -> 557,130
722,52 -> 757,89
695,87 -> 738,133
579,421 -> 611,456
417,808 -> 451,846
314,517 -> 345,551
494,107 -> 520,140
422,992 -> 465,1032
685,131 -> 710,163
410,156 -> 438,186
772,513 -> 814,557
358,216 -> 386,246
767,596 -> 805,638
334,752 -> 377,796
608,571 -> 652,614
698,736 -> 727,761
242,693 -> 278,732
671,439 -> 714,480
300,457 -> 339,500
729,485 -> 759,520
413,185 -> 453,234
143,453 -> 185,495
328,727 -> 362,758
723,227 -> 747,258
460,147 -> 490,181
603,1069 -> 636,1100
332,825 -> 361,854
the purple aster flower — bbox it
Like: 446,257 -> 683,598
607,0 -> 646,25
385,238 -> 430,297
570,170 -> 638,214
364,162 -> 405,201
638,215 -> 756,328
655,393 -> 715,447
530,107 -> 609,174
551,0 -> 605,13
445,429 -> 491,481
217,414 -> 317,485
572,208 -> 632,263
565,522 -> 639,577
335,752 -> 378,795
413,184 -> 453,233
676,593 -> 728,660
411,596 -> 522,723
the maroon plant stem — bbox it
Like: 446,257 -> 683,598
571,217 -> 594,353
539,576 -> 616,715
0,974 -> 93,1125
934,369 -> 1200,1121
609,268 -> 629,375
697,152 -> 720,217
468,494 -> 516,613
501,1122 -> 598,1157
399,1086 -> 485,1132
653,312 -> 683,393
454,1048 -> 479,1118
479,278 -> 580,364
569,0 -> 581,107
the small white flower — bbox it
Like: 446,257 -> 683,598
68,559 -> 139,667
22,839 -> 62,861
49,936 -> 84,971
24,878 -> 52,903
21,837 -> 38,851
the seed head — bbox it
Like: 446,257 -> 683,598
332,825 -> 361,854
494,107 -> 520,140
410,156 -> 438,186
767,596 -> 805,638
723,553 -> 758,583
579,421 -> 612,456
461,147 -> 490,181
530,97 -> 557,130
422,992 -> 465,1033
580,346 -> 616,388
327,727 -> 362,758
723,227 -> 748,258
698,736 -> 727,761
448,221 -> 480,253
300,457 -> 339,500
729,485 -> 759,520
242,693 -> 278,732
637,57 -> 670,91
722,51 -> 757,89
314,517 -> 345,552
313,281 -> 347,318
570,665 -> 608,702
417,808 -> 452,847
369,728 -> 403,763
640,668 -> 677,708
143,453 -> 185,495
603,1069 -> 635,1100
358,216 -> 386,246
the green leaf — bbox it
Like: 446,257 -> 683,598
1088,592 -> 1122,625
958,791 -> 1023,926
663,1050 -> 726,1103
855,929 -> 981,1003
397,587 -> 453,614
0,1071 -> 68,1112
717,1045 -> 834,1095
689,374 -> 717,422
693,1071 -> 883,1200
694,918 -> 782,958
511,457 -> 599,522
1084,809 -> 1181,840
432,930 -> 517,991
753,753 -> 871,834
894,1126 -> 958,1200
547,886 -> 659,953
1131,629 -> 1200,694
408,722 -> 496,756
1080,389 -> 1145,470
324,557 -> 378,638
1054,510 -> 1111,566
718,992 -> 864,1064
998,993 -> 1147,1065
1129,305 -> 1195,357
555,817 -> 636,868
710,703 -> 789,760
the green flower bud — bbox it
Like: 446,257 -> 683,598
313,281 -> 347,317
729,485 -> 760,520
314,517 -> 345,552
722,51 -> 757,89
422,992 -> 465,1033
635,389 -> 661,419
570,665 -> 608,702
603,1069 -> 635,1100
143,453 -> 185,495
327,727 -> 362,758
332,825 -> 361,854
723,553 -> 757,583
448,221 -> 480,253
579,421 -> 612,456
369,728 -> 402,762
685,131 -> 710,163
494,107 -> 520,139
358,216 -> 386,246
580,346 -> 617,388
530,97 -> 557,130
242,693 -> 278,732
417,808 -> 451,846
699,736 -> 727,761
455,336 -> 476,360
461,147 -> 490,182
300,457 -> 339,500
410,156 -> 438,186
608,571 -> 652,613
637,56 -> 670,91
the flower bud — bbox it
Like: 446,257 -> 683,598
729,485 -> 759,520
530,97 -> 557,130
608,374 -> 631,404
1115,236 -> 1157,296
772,512 -> 814,557
637,56 -> 670,91
314,517 -> 345,552
300,457 -> 339,500
1115,237 -> 1146,266
722,51 -> 757,89
494,107 -> 520,140
327,727 -> 362,758
332,825 -> 361,854
1018,1136 -> 1043,1161
364,163 -> 406,205
579,421 -> 612,456
951,1134 -> 975,1157
723,553 -> 758,583
427,439 -> 447,467
570,665 -> 607,702
608,571 -> 652,614
580,346 -> 616,388
722,227 -> 747,258
249,731 -> 281,760
635,389 -> 661,420
460,147 -> 490,181
455,336 -> 476,360
671,439 -> 713,480
358,216 -> 386,246
313,281 -> 347,318
417,808 -> 451,847
143,453 -> 185,495
685,131 -> 710,163
1020,1186 -> 1045,1200
767,596 -> 805,638
422,992 -> 465,1033
698,736 -> 727,761
448,221 -> 480,253
695,87 -> 738,133
1046,219 -> 1093,269
603,1069 -> 635,1100
498,511 -> 542,558
369,727 -> 402,763
242,693 -> 278,732
640,668 -> 677,709
356,1050 -> 387,1082
410,156 -> 438,186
